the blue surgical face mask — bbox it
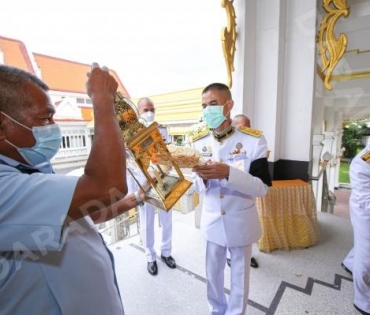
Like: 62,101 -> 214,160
202,101 -> 230,129
1,111 -> 62,166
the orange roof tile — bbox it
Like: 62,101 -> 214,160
0,36 -> 130,97
81,107 -> 94,121
0,36 -> 35,74
33,54 -> 130,96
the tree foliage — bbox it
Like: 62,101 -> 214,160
342,122 -> 366,158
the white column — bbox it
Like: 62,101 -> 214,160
231,1 -> 256,120
311,96 -> 325,210
277,0 -> 317,162
323,107 -> 345,191
333,111 -> 344,189
312,134 -> 325,211
232,0 -> 318,165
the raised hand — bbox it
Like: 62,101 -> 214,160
86,62 -> 118,106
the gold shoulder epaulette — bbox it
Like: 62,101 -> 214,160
238,126 -> 262,137
361,150 -> 370,162
191,130 -> 210,142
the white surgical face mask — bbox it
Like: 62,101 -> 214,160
1,111 -> 62,166
141,111 -> 155,124
202,101 -> 230,129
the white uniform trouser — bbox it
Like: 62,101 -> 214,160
352,232 -> 370,313
206,241 -> 252,315
226,248 -> 255,260
343,247 -> 354,272
139,203 -> 172,262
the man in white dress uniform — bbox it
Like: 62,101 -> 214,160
342,145 -> 370,315
226,114 -> 259,269
192,83 -> 272,315
130,97 -> 176,276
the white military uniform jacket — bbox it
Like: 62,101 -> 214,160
192,126 -> 271,248
349,145 -> 370,238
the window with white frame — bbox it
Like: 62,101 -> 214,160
61,129 -> 87,149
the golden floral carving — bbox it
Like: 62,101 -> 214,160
221,0 -> 237,88
318,0 -> 349,90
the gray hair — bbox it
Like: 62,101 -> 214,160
0,65 -> 49,118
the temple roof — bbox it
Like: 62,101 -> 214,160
0,35 -> 129,97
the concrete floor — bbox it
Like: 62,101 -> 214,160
110,188 -> 357,315
333,187 -> 351,219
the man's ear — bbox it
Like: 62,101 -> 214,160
226,99 -> 234,113
228,100 -> 234,110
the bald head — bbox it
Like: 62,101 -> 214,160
137,97 -> 156,124
137,97 -> 155,115
234,114 -> 250,128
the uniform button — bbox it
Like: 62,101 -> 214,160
219,194 -> 224,199
221,210 -> 226,215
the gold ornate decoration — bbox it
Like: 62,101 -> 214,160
125,122 -> 192,211
114,92 -> 192,211
221,0 -> 237,88
114,92 -> 146,141
318,0 -> 349,90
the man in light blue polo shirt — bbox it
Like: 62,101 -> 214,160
0,64 -> 146,314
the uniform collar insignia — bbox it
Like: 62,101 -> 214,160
212,125 -> 235,143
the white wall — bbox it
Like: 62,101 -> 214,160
233,0 -> 317,163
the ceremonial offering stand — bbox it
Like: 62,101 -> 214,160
115,92 -> 192,211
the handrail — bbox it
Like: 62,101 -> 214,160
309,161 -> 329,181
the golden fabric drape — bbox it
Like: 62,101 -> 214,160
256,180 -> 319,252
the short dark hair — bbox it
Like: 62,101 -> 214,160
0,65 -> 49,118
202,83 -> 231,98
